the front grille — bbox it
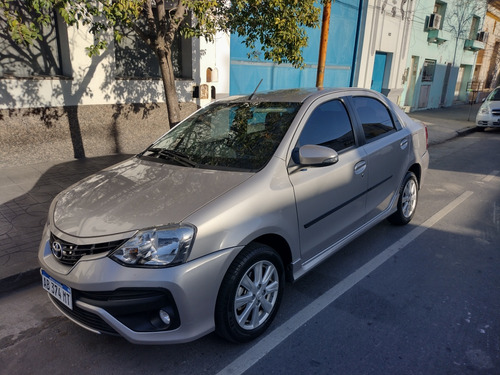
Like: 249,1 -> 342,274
50,295 -> 118,335
50,233 -> 126,266
491,109 -> 500,116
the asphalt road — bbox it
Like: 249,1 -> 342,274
1,129 -> 499,375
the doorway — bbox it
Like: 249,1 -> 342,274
454,66 -> 465,101
371,52 -> 388,92
405,56 -> 419,107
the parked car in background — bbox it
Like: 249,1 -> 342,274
476,87 -> 500,131
39,88 -> 429,344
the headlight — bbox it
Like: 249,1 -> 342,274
110,224 -> 196,267
479,106 -> 490,115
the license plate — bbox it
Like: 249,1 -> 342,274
42,270 -> 73,310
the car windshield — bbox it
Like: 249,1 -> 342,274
487,88 -> 500,101
140,101 -> 301,171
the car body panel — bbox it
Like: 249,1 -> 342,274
53,158 -> 253,238
289,146 -> 368,262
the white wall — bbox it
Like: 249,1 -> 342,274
0,22 -> 231,110
356,0 -> 415,104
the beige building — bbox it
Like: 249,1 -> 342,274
474,0 -> 500,100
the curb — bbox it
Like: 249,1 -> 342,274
457,126 -> 477,137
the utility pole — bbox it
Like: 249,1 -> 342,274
316,1 -> 332,88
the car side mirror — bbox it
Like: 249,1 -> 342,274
298,145 -> 339,166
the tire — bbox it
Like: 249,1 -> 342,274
476,126 -> 486,132
215,243 -> 284,343
388,171 -> 418,226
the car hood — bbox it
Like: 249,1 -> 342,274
52,157 -> 253,238
481,100 -> 500,111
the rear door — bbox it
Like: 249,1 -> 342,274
288,97 -> 368,263
348,95 -> 411,222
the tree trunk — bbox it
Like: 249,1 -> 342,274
157,47 -> 181,127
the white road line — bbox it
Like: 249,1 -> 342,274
216,190 -> 474,375
482,170 -> 499,182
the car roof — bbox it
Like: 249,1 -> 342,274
219,87 -> 379,104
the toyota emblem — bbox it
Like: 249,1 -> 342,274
51,241 -> 63,259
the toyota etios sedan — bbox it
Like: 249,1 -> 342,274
39,88 -> 429,344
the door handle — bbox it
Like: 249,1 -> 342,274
400,139 -> 409,150
354,161 -> 366,175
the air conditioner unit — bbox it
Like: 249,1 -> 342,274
476,31 -> 489,43
428,13 -> 442,30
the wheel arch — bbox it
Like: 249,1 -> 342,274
249,234 -> 293,282
408,163 -> 422,188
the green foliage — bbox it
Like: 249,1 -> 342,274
224,0 -> 320,68
1,0 -> 321,67
1,0 -> 323,123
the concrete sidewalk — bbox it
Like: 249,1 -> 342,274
409,102 -> 480,145
0,103 -> 480,294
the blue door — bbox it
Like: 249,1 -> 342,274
371,52 -> 387,92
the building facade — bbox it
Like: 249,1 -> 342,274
354,0 -> 416,104
399,0 -> 487,111
229,0 -> 364,95
0,8 -> 228,111
472,1 -> 500,100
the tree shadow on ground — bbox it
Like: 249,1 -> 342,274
0,154 -> 132,294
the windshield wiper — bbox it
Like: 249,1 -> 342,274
147,148 -> 198,168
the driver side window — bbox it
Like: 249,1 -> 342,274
298,99 -> 355,152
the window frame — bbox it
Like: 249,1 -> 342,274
0,5 -> 66,79
295,98 -> 357,155
113,10 -> 192,80
422,59 -> 437,82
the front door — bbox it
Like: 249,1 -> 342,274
371,52 -> 387,92
289,98 -> 368,264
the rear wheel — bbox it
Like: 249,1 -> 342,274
388,171 -> 418,225
215,243 -> 284,343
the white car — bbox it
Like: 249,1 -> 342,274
476,87 -> 500,131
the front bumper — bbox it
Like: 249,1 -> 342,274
39,230 -> 240,344
476,113 -> 500,128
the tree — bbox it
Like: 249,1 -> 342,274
1,0 -> 320,127
444,0 -> 487,66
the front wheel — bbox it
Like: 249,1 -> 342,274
215,243 -> 284,343
388,171 -> 418,225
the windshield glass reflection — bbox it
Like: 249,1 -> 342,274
141,101 -> 301,171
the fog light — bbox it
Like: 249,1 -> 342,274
159,309 -> 171,326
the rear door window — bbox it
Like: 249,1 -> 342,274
352,96 -> 397,142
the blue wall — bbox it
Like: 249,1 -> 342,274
230,0 -> 363,95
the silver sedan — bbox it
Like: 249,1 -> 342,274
39,88 -> 429,344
